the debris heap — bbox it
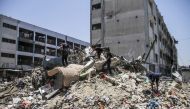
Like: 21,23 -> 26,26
0,47 -> 189,109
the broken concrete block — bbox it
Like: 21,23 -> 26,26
47,67 -> 60,76
80,67 -> 96,79
94,60 -> 106,71
111,57 -> 120,67
13,97 -> 21,104
172,71 -> 182,82
80,59 -> 95,74
48,64 -> 84,87
103,74 -> 119,86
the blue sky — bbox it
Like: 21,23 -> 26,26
0,0 -> 189,66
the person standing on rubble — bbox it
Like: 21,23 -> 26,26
102,48 -> 113,75
91,45 -> 103,59
60,43 -> 69,66
146,71 -> 161,92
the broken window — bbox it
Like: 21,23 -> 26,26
35,45 -> 45,54
34,57 -> 43,66
158,18 -> 161,25
92,23 -> 101,30
18,41 -> 33,53
92,3 -> 101,10
46,47 -> 56,56
47,35 -> 56,45
19,28 -> 34,40
66,41 -> 73,49
106,11 -> 113,19
3,23 -> 17,30
17,55 -> 33,65
149,1 -> 153,11
150,21 -> 153,29
159,34 -> 161,41
154,34 -> 157,42
162,24 -> 164,30
35,32 -> 45,43
57,38 -> 65,46
1,53 -> 15,58
2,38 -> 16,44
154,16 -> 156,21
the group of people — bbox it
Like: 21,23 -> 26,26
59,43 -> 161,92
59,43 -> 113,74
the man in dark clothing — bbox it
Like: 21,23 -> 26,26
61,43 -> 69,66
95,47 -> 103,59
102,48 -> 112,74
146,72 -> 161,91
91,45 -> 103,59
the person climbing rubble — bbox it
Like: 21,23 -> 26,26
102,48 -> 113,75
146,71 -> 161,92
60,43 -> 70,66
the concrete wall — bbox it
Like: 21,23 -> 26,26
91,0 -> 146,59
0,15 -> 18,67
91,0 -> 178,74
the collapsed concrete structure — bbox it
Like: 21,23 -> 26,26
0,47 -> 189,109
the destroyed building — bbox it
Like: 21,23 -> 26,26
0,14 -> 89,69
0,49 -> 189,109
90,0 -> 178,75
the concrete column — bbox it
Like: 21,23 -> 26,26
15,21 -> 20,66
0,17 -> 2,66
55,37 -> 57,56
45,34 -> 47,56
32,31 -> 35,66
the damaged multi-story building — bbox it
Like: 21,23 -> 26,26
90,0 -> 178,75
0,14 -> 89,69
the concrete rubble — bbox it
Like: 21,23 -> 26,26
0,47 -> 190,109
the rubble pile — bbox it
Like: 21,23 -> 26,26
0,47 -> 190,109
48,70 -> 190,109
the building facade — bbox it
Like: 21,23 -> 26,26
0,14 -> 89,68
90,0 -> 177,74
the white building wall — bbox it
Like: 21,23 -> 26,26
0,14 -> 89,68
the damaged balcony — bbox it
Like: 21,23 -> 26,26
47,35 -> 56,45
57,38 -> 65,46
18,41 -> 33,53
17,55 -> 33,65
19,28 -> 34,43
35,45 -> 45,55
35,32 -> 45,43
46,47 -> 56,56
